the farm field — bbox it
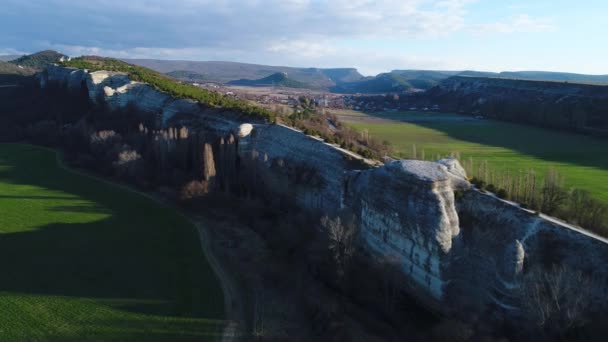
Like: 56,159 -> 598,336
337,110 -> 608,204
0,144 -> 225,341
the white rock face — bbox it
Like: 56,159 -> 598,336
237,123 -> 254,137
162,99 -> 200,126
346,159 -> 468,301
438,157 -> 469,189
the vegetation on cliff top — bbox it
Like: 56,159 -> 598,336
62,56 -> 276,122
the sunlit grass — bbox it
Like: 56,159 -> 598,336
344,112 -> 608,204
0,144 -> 225,340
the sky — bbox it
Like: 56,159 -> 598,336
0,0 -> 606,76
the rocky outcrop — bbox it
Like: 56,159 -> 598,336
345,160 -> 469,302
40,65 -> 608,321
44,65 -> 241,132
455,191 -> 608,314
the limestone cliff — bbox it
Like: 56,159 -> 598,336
345,160 -> 469,302
41,65 -> 608,321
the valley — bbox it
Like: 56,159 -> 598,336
337,110 -> 608,204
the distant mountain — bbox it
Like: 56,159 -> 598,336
0,55 -> 21,62
166,70 -> 208,82
10,50 -> 67,70
124,59 -> 364,89
228,72 -> 311,88
331,70 -> 458,94
124,57 -> 608,93
458,70 -> 608,84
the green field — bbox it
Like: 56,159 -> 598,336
339,111 -> 608,204
0,144 -> 225,340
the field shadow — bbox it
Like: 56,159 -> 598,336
0,146 -> 225,338
361,111 -> 608,171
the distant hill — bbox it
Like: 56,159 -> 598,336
331,70 -> 458,93
0,55 -> 21,62
0,61 -> 36,85
124,57 -> 608,93
0,61 -> 35,76
228,72 -> 311,88
124,59 -> 364,89
166,70 -> 208,82
10,50 -> 67,70
421,75 -> 608,133
458,70 -> 608,84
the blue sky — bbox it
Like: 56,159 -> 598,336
0,0 -> 606,76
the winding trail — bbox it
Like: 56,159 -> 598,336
194,220 -> 244,341
40,145 -> 245,341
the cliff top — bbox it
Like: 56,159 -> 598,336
387,160 -> 451,182
60,56 -> 277,123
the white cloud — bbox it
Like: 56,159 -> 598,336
0,0 -> 473,50
0,48 -> 28,56
472,14 -> 556,34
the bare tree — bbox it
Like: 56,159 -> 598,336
519,264 -> 591,336
321,216 -> 358,280
541,168 -> 568,215
202,143 -> 216,182
252,287 -> 266,340
380,254 -> 402,313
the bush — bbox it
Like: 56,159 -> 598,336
112,148 -> 143,180
180,180 -> 209,201
485,183 -> 497,193
496,189 -> 508,199
469,177 -> 486,190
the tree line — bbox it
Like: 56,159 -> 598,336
462,157 -> 608,235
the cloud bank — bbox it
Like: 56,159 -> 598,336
0,0 -> 562,74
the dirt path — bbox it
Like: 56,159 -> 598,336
41,146 -> 245,341
194,219 -> 245,341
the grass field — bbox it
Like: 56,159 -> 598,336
337,110 -> 608,204
0,144 -> 225,341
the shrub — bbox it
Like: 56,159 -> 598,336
112,148 -> 143,180
180,180 -> 209,201
486,183 -> 497,193
496,189 -> 508,199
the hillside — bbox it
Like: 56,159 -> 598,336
331,70 -> 457,93
228,72 -> 311,88
124,58 -> 363,88
0,61 -> 36,85
458,70 -> 608,84
166,70 -> 207,82
62,56 -> 275,122
0,61 -> 35,76
10,50 -> 67,70
421,75 -> 608,132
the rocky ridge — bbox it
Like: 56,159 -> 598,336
42,64 -> 608,321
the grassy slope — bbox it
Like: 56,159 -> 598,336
340,111 -> 608,204
0,144 -> 224,341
